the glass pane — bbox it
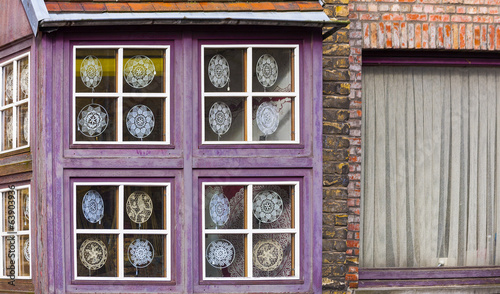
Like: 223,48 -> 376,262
204,49 -> 245,93
3,236 -> 16,277
3,64 -> 13,106
124,234 -> 166,277
252,233 -> 295,277
18,235 -> 30,276
4,190 -> 16,232
75,98 -> 116,142
205,185 -> 245,230
76,234 -> 117,277
252,185 -> 294,230
17,103 -> 29,147
252,97 -> 294,141
124,186 -> 166,230
123,49 -> 164,93
75,49 -> 117,93
18,188 -> 29,231
76,186 -> 118,230
204,97 -> 245,142
17,57 -> 29,101
252,48 -> 293,92
205,234 -> 245,278
123,98 -> 165,142
3,108 -> 13,150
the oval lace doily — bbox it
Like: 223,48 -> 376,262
124,55 -> 156,89
256,102 -> 279,136
126,104 -> 155,139
253,190 -> 283,223
80,55 -> 102,90
206,239 -> 235,269
256,54 -> 278,88
24,194 -> 29,222
23,115 -> 28,142
23,238 -> 30,262
77,103 -> 109,137
126,191 -> 153,224
128,238 -> 154,268
79,238 -> 108,270
209,102 -> 232,136
5,71 -> 13,103
20,65 -> 29,96
209,192 -> 230,227
82,190 -> 104,224
208,54 -> 230,88
253,239 -> 283,272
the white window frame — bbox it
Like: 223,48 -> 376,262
73,182 -> 171,281
201,181 -> 300,280
201,45 -> 300,144
72,46 -> 171,145
0,185 -> 31,279
0,53 -> 30,153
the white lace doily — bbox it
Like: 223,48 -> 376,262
206,239 -> 235,269
253,190 -> 283,223
5,114 -> 12,146
4,70 -> 13,103
128,238 -> 154,268
208,54 -> 230,88
79,238 -> 107,271
124,55 -> 156,89
256,54 -> 278,88
126,105 -> 155,139
80,55 -> 102,90
82,190 -> 104,224
23,238 -> 30,262
209,102 -> 232,136
253,239 -> 283,272
126,191 -> 153,224
256,102 -> 279,136
23,115 -> 28,143
77,103 -> 109,137
209,191 -> 230,227
20,65 -> 29,96
24,194 -> 29,223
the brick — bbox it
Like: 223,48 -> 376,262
438,24 -> 444,48
457,6 -> 466,13
346,240 -> 360,248
393,22 -> 400,48
407,13 -> 427,21
481,24 -> 487,50
429,14 -> 450,21
345,273 -> 358,281
408,23 -> 415,48
323,0 -> 349,4
323,96 -> 350,108
322,277 -> 346,290
429,23 -> 437,48
322,252 -> 347,264
336,6 -> 349,17
322,264 -> 347,277
497,25 -> 500,49
360,13 -> 380,20
323,198 -> 348,213
474,24 -> 481,49
422,23 -> 429,48
348,223 -> 360,231
323,174 -> 349,187
324,109 -> 350,122
370,22 -> 377,48
324,69 -> 350,81
323,225 -> 349,239
451,15 -> 473,22
381,13 -> 404,21
415,23 -> 422,48
401,22 -> 408,48
466,23 -> 474,49
323,188 -> 348,200
459,23 -> 466,48
377,22 -> 385,48
473,15 -> 494,23
323,44 -> 351,56
452,24 -> 459,49
445,24 -> 452,49
324,148 -> 349,161
386,23 -> 392,48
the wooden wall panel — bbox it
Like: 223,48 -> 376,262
0,0 -> 32,49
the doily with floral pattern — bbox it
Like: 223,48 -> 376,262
23,193 -> 29,225
23,238 -> 30,262
82,190 -> 104,224
253,190 -> 283,223
208,54 -> 230,88
79,238 -> 107,271
4,70 -> 13,103
80,55 -> 102,90
128,238 -> 154,268
209,102 -> 232,136
126,191 -> 153,224
5,113 -> 12,146
23,115 -> 28,143
206,239 -> 235,269
256,102 -> 279,136
126,105 -> 155,139
209,192 -> 230,227
256,54 -> 278,88
20,65 -> 29,97
124,55 -> 156,89
253,239 -> 283,272
77,103 -> 108,137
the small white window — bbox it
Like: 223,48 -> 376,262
0,54 -> 29,152
73,182 -> 171,280
202,181 -> 299,280
73,46 -> 170,144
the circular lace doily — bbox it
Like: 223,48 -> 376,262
23,115 -> 28,142
209,102 -> 232,136
23,238 -> 30,262
126,191 -> 153,224
128,238 -> 154,268
126,104 -> 155,139
256,102 -> 279,136
24,194 -> 29,222
79,238 -> 108,271
77,103 -> 109,137
209,192 -> 230,227
82,190 -> 104,224
253,239 -> 283,272
20,65 -> 29,96
124,55 -> 156,89
5,71 -> 13,103
253,190 -> 283,223
256,54 -> 278,88
206,239 -> 235,269
80,55 -> 102,90
208,54 -> 230,88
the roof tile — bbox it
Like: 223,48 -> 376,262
105,3 -> 132,12
199,2 -> 227,12
296,1 -> 323,11
224,2 -> 253,11
273,2 -> 300,11
81,3 -> 106,12
129,2 -> 156,11
45,2 -> 61,12
250,2 -> 277,11
58,2 -> 83,12
152,2 -> 178,12
174,2 -> 203,11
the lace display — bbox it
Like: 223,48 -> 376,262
20,65 -> 29,96
82,190 -> 104,224
253,239 -> 283,272
126,105 -> 155,139
209,191 -> 230,228
23,193 -> 29,226
80,55 -> 102,90
23,238 -> 30,262
79,238 -> 108,271
124,55 -> 156,89
126,191 -> 153,225
253,190 -> 283,223
208,54 -> 230,89
23,115 -> 28,143
256,102 -> 279,136
128,238 -> 154,269
77,103 -> 109,137
206,239 -> 235,269
256,54 -> 278,88
4,70 -> 13,102
209,102 -> 232,136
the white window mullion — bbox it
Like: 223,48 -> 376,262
11,61 -> 18,149
118,184 -> 124,278
117,49 -> 124,142
246,48 -> 253,142
247,184 -> 253,278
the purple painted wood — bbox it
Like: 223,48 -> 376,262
363,56 -> 500,66
360,267 -> 500,279
360,277 -> 500,288
0,0 -> 32,48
